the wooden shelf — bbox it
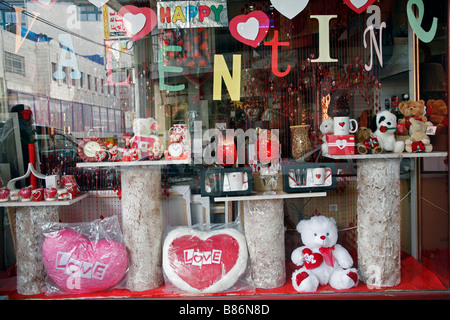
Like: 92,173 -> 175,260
0,193 -> 89,207
324,151 -> 448,160
215,190 -> 327,202
76,158 -> 192,168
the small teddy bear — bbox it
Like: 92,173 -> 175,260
405,118 -> 433,153
130,117 -> 160,159
291,216 -> 358,292
398,100 -> 428,130
319,118 -> 334,155
371,110 -> 405,153
355,127 -> 382,154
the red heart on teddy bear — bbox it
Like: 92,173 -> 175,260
302,248 -> 323,269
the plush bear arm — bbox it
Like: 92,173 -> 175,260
333,244 -> 353,269
291,246 -> 306,266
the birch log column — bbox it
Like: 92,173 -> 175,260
357,158 -> 401,287
15,206 -> 59,295
243,199 -> 286,289
121,166 -> 163,291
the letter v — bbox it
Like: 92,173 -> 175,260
14,6 -> 40,54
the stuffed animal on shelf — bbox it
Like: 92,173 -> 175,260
355,127 -> 382,154
291,216 -> 358,292
405,118 -> 434,153
129,117 -> 160,159
371,110 -> 405,153
398,100 -> 428,131
319,118 -> 334,155
427,99 -> 448,134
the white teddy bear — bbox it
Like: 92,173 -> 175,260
291,216 -> 358,292
319,118 -> 334,155
129,117 -> 160,159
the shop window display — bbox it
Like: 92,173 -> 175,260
0,0 -> 447,300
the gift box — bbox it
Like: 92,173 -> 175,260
327,135 -> 355,155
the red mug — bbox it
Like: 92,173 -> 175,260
20,187 -> 32,202
61,175 -> 77,188
32,188 -> 44,202
65,183 -> 79,199
44,187 -> 58,201
0,188 -> 10,202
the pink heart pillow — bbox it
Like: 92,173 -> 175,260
42,229 -> 128,294
163,227 -> 248,293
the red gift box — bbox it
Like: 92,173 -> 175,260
327,135 -> 355,155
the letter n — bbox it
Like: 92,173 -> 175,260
213,54 -> 241,101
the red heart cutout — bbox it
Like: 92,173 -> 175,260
118,5 -> 157,42
31,0 -> 57,10
315,174 -> 321,179
339,122 -> 346,127
302,248 -> 323,269
229,11 -> 270,48
343,0 -> 376,14
163,228 -> 248,293
42,229 -> 128,294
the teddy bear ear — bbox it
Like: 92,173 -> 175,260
328,216 -> 337,226
296,219 -> 307,234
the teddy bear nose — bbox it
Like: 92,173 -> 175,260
320,235 -> 326,240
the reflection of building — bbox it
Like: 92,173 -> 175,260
0,1 -> 134,139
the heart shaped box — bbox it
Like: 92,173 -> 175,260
42,229 -> 128,294
163,227 -> 248,293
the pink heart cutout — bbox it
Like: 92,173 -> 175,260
42,229 -> 128,294
343,0 -> 376,14
229,11 -> 270,48
163,228 -> 248,293
118,5 -> 157,42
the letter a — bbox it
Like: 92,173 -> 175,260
54,34 -> 81,80
213,54 -> 241,101
14,6 -> 40,54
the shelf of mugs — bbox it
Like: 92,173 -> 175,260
0,192 -> 89,207
76,158 -> 192,168
324,151 -> 448,160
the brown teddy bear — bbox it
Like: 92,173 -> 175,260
426,99 -> 448,134
398,100 -> 428,131
405,118 -> 433,153
355,127 -> 383,154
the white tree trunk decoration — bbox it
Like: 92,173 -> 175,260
357,159 -> 401,287
121,167 -> 164,291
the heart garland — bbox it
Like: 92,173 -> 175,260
163,227 -> 248,293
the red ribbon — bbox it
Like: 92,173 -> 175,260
319,246 -> 335,267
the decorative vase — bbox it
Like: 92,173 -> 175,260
290,125 -> 312,161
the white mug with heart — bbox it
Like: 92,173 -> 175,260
334,116 -> 358,135
312,167 -> 332,185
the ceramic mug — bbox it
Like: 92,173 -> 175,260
224,172 -> 244,191
312,167 -> 332,185
61,175 -> 77,188
334,116 -> 358,135
19,187 -> 32,202
44,187 -> 58,201
0,188 -> 10,202
65,183 -> 80,199
10,190 -> 20,201
32,188 -> 44,202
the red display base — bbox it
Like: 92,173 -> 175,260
0,254 -> 448,300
